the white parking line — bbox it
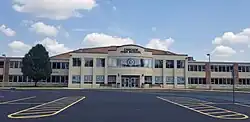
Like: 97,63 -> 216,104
235,103 -> 250,108
0,96 -> 36,104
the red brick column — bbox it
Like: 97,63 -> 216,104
205,62 -> 211,84
3,58 -> 10,83
233,63 -> 239,85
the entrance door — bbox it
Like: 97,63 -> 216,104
121,76 -> 140,88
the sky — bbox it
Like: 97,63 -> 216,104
1,0 -> 250,62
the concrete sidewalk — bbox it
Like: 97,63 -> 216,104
1,87 -> 249,93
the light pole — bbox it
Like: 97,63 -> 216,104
206,54 -> 212,90
232,65 -> 235,103
2,54 -> 6,88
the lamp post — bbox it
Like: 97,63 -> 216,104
206,54 -> 212,90
232,65 -> 235,103
2,54 -> 6,88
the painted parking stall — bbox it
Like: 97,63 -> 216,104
157,96 -> 249,120
8,96 -> 85,119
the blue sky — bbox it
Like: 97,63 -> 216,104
1,0 -> 250,61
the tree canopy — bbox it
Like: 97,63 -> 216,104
21,44 -> 52,86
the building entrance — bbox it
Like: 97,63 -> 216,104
121,76 -> 140,88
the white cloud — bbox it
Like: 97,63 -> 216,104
8,41 -> 31,53
12,0 -> 97,20
8,38 -> 71,56
240,50 -> 245,53
146,38 -> 174,51
151,27 -> 156,32
211,45 -> 236,57
30,22 -> 58,37
112,6 -> 117,11
0,25 -> 16,36
38,37 -> 71,55
83,33 -> 135,47
21,20 -> 34,26
212,28 -> 250,45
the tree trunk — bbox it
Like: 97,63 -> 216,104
34,80 -> 38,87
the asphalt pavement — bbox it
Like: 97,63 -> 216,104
0,89 -> 250,122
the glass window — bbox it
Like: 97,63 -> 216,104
108,75 -> 116,84
73,58 -> 81,66
155,76 -> 163,84
72,75 -> 81,84
52,62 -> 57,69
0,75 -> 3,82
84,58 -> 93,67
96,58 -> 105,67
144,76 -> 152,84
9,61 -> 14,68
84,75 -> 93,83
96,75 -> 105,82
246,66 -> 250,72
18,76 -> 23,82
177,77 -> 185,84
166,60 -> 174,68
177,60 -> 185,68
56,62 -> 61,69
155,60 -> 163,68
13,76 -> 18,82
166,76 -> 174,84
9,75 -> 13,82
0,61 -> 4,68
14,61 -> 19,68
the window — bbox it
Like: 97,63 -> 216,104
155,76 -> 163,84
0,61 -> 4,68
177,60 -> 185,68
52,62 -> 57,69
96,58 -> 105,67
9,61 -> 14,68
177,77 -> 185,84
73,58 -> 81,66
13,75 -> 18,82
84,58 -> 93,67
96,75 -> 105,83
155,60 -> 163,68
166,76 -> 174,84
108,75 -> 116,84
84,75 -> 93,83
144,76 -> 152,84
188,77 -> 206,84
166,60 -> 174,68
9,75 -> 13,82
56,62 -> 61,69
62,62 -> 69,69
0,75 -> 3,82
18,76 -> 23,82
72,75 -> 81,84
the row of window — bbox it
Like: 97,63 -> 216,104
189,65 -> 250,73
72,58 -> 105,67
72,75 -> 106,84
8,75 -> 68,83
188,77 -> 250,85
52,62 -> 69,69
8,61 -> 69,69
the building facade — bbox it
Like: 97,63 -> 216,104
0,44 -> 250,89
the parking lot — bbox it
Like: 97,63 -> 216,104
0,89 -> 250,122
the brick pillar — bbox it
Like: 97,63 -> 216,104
233,63 -> 239,85
3,58 -> 10,83
205,62 -> 211,84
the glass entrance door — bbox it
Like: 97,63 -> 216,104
121,76 -> 140,88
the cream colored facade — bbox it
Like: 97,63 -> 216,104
1,44 -> 250,89
68,45 -> 188,88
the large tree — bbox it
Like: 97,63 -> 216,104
21,44 -> 52,86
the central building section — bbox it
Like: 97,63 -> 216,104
68,44 -> 188,89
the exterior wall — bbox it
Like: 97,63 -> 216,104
1,45 -> 250,89
68,45 -> 188,88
